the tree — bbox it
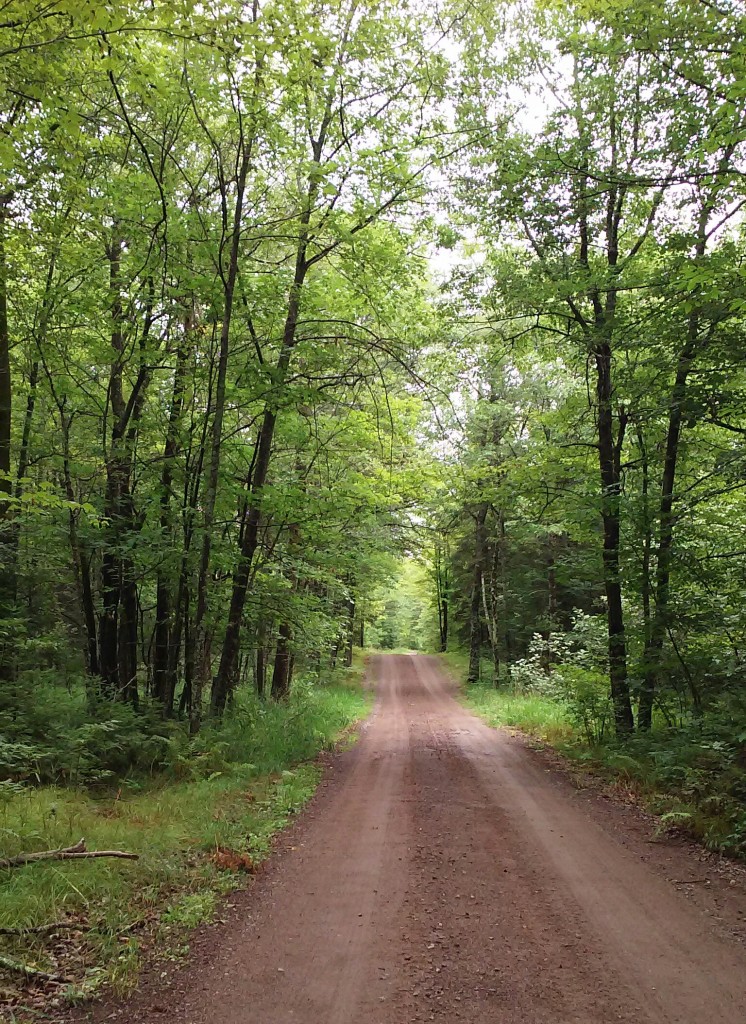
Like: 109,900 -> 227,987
450,0 -> 746,733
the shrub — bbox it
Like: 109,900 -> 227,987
555,665 -> 612,744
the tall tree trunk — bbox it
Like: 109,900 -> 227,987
0,200 -> 16,681
255,645 -> 267,697
271,621 -> 293,700
467,502 -> 488,685
481,565 -> 499,683
638,322 -> 697,730
14,360 -> 37,502
180,584 -> 194,717
192,149 -> 252,729
344,594 -> 356,667
118,565 -> 139,708
98,237 -> 151,705
435,540 -> 449,653
99,236 -> 127,698
635,422 -> 652,660
489,534 -> 503,683
499,511 -> 512,681
79,551 -> 99,680
211,267 -> 308,713
98,545 -> 120,697
634,176 -> 723,728
59,410 -> 99,678
547,537 -> 557,626
153,315 -> 190,714
212,130 -> 326,711
571,81 -> 634,735
595,341 -> 634,734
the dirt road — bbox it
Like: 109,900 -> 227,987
84,655 -> 746,1024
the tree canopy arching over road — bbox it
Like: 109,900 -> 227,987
2,0 -> 746,1007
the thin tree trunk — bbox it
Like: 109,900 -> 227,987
635,422 -> 652,658
192,139 -> 254,730
271,621 -> 293,700
490,536 -> 502,683
635,179 -> 722,728
256,644 -> 266,697
180,584 -> 194,717
0,200 -> 16,679
467,502 -> 488,685
344,595 -> 355,667
211,270 -> 308,713
98,238 -> 152,705
572,79 -> 634,735
499,511 -> 511,680
118,568 -> 139,708
14,360 -> 37,501
638,322 -> 697,730
99,235 -> 127,698
212,124 -> 327,711
435,540 -> 449,653
153,315 -> 190,713
59,411 -> 99,678
595,341 -> 634,734
481,571 -> 498,681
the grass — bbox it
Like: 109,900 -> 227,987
466,686 -> 574,744
441,650 -> 746,859
440,651 -> 573,745
0,657 -> 372,1014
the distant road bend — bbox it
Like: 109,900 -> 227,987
83,654 -> 746,1024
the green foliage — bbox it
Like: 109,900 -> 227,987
165,675 -> 370,781
0,682 -> 175,785
0,665 -> 370,998
466,684 -> 574,746
162,890 -> 218,930
555,666 -> 612,745
366,558 -> 437,651
567,704 -> 746,857
2,3 -> 746,1012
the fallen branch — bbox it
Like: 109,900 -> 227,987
0,922 -> 88,936
0,838 -> 139,870
0,952 -> 70,984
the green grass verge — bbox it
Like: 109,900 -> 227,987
0,660 -> 372,1014
440,651 -> 573,745
441,650 -> 746,859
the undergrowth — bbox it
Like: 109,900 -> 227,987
0,657 -> 371,1015
442,650 -> 746,860
441,650 -> 574,745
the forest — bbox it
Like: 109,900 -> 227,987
1,0 -> 746,1010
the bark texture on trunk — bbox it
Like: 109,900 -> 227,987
153,316 -> 190,714
0,202 -> 16,681
595,340 -> 634,734
467,503 -> 488,685
638,329 -> 696,730
637,187 -> 717,727
271,621 -> 293,700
